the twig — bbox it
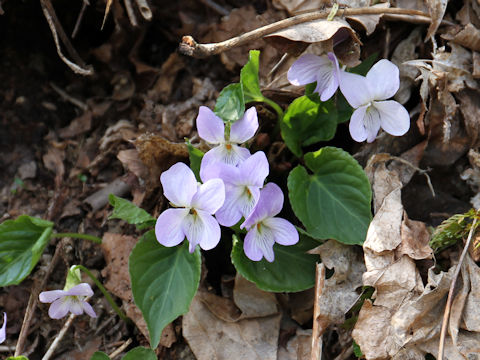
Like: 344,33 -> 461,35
438,217 -> 478,360
0,345 -> 16,352
389,155 -> 435,197
108,338 -> 132,359
311,263 -> 325,360
72,0 -> 90,38
40,0 -> 94,75
123,0 -> 138,27
50,83 -> 89,111
179,7 -> 430,58
134,0 -> 152,20
41,313 -> 76,360
199,0 -> 229,16
14,241 -> 63,356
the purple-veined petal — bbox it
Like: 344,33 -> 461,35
244,226 -> 275,262
155,208 -> 188,247
364,107 -> 382,143
288,54 -> 331,86
263,217 -> 299,246
182,210 -> 221,252
68,298 -> 84,315
48,298 -> 71,319
39,289 -> 67,303
201,144 -> 251,166
348,106 -> 368,142
191,178 -> 225,214
199,154 -> 225,182
241,186 -> 260,218
196,106 -> 225,144
81,301 -> 97,318
366,59 -> 400,101
240,151 -> 269,187
242,183 -> 284,229
339,70 -> 372,108
0,313 -> 6,344
229,107 -> 259,144
215,185 -> 243,227
374,100 -> 410,136
65,283 -> 94,297
160,163 -> 197,207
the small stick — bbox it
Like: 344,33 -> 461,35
0,345 -> 16,352
50,83 -> 89,111
311,263 -> 325,360
438,217 -> 478,359
134,0 -> 152,20
108,338 -> 133,359
15,241 -> 63,356
72,0 -> 90,38
199,0 -> 229,16
179,7 -> 430,58
389,155 -> 435,197
41,313 -> 76,360
124,0 -> 138,27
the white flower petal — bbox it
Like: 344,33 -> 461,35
182,210 -> 221,252
263,217 -> 299,246
349,105 -> 381,143
242,183 -> 284,230
244,225 -> 275,262
240,151 -> 269,187
65,283 -> 94,297
39,290 -> 67,303
366,59 -> 400,101
160,163 -> 197,207
201,144 -> 251,167
191,178 -> 225,214
69,298 -> 84,315
0,313 -> 6,344
48,298 -> 71,319
288,54 -> 331,86
215,185 -> 244,227
339,70 -> 373,108
155,208 -> 188,247
348,106 -> 368,142
229,107 -> 258,144
81,301 -> 97,318
196,106 -> 225,144
374,100 -> 410,136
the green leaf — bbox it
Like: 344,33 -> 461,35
335,92 -> 353,124
353,341 -> 363,357
186,139 -> 204,182
231,233 -> 319,292
0,215 -> 53,286
280,94 -> 338,157
108,194 -> 156,230
304,82 -> 317,95
123,347 -> 157,360
129,230 -> 201,349
240,50 -> 264,103
214,83 -> 245,122
349,52 -> 378,76
6,357 -> 30,360
287,147 -> 372,245
90,352 -> 110,360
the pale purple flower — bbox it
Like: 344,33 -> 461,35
39,283 -> 97,319
201,151 -> 269,227
240,183 -> 299,262
155,162 -> 225,253
0,313 -> 6,344
288,52 -> 341,101
339,59 -> 410,143
196,106 -> 258,166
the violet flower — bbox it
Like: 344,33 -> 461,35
287,52 -> 341,101
339,59 -> 410,143
155,162 -> 225,253
201,151 -> 269,227
0,312 -> 6,344
39,283 -> 97,319
196,106 -> 258,166
240,183 -> 299,262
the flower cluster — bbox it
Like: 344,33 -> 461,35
155,106 -> 298,262
288,52 -> 410,143
39,283 -> 97,319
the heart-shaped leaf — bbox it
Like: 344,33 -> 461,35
288,147 -> 372,245
214,83 -> 245,122
231,233 -> 319,292
90,352 -> 110,360
0,216 -> 53,286
123,347 -> 157,360
240,50 -> 264,103
129,230 -> 201,349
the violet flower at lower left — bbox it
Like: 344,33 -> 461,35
39,283 -> 97,319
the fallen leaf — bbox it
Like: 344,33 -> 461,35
457,89 -> 480,147
117,149 -> 149,179
397,213 -> 433,260
442,23 -> 480,52
426,0 -> 448,39
233,274 -> 278,318
277,328 -> 312,360
347,3 -> 390,36
43,146 -> 65,188
183,295 -> 282,360
59,111 -> 92,139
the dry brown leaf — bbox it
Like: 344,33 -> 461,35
288,289 -> 314,325
426,0 -> 448,39
233,274 -> 278,318
473,51 -> 480,78
397,213 -> 433,260
117,149 -> 149,179
183,295 -> 282,360
277,329 -> 312,360
442,23 -> 480,52
347,3 -> 389,36
197,291 -> 243,322
457,89 -> 480,147
309,240 -> 365,331
147,52 -> 185,103
59,111 -> 92,139
43,146 -> 65,188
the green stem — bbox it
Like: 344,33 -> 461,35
73,265 -> 130,324
262,97 -> 284,120
52,233 -> 102,244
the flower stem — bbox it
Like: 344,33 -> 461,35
51,232 -> 102,244
262,97 -> 283,120
73,265 -> 130,324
